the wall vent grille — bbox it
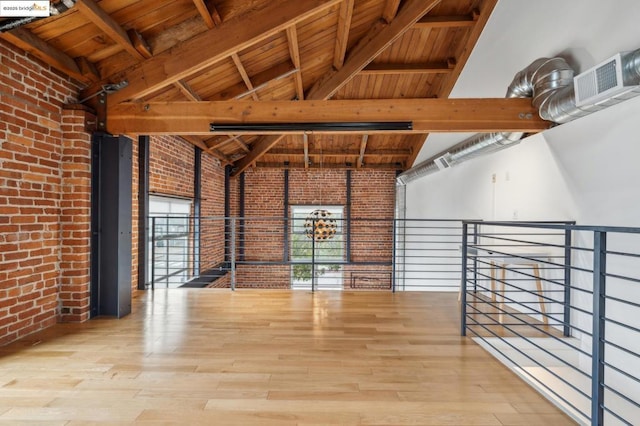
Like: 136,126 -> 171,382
575,53 -> 638,106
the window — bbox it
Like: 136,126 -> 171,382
149,196 -> 192,288
290,205 -> 344,290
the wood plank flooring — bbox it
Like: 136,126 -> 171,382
0,291 -> 575,425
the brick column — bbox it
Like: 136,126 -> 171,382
59,108 -> 94,322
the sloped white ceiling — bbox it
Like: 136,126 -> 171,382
415,0 -> 640,164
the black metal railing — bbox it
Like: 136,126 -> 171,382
147,216 -> 473,291
461,221 -> 640,425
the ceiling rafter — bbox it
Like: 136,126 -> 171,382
333,0 -> 354,70
206,135 -> 238,150
76,0 -> 150,61
357,135 -> 369,168
192,0 -> 222,29
232,0 -> 442,174
107,98 -> 548,135
231,53 -> 259,101
231,136 -> 251,153
382,0 -> 402,24
306,0 -> 442,100
0,28 -> 98,84
407,0 -> 498,167
97,0 -> 340,105
202,60 -> 298,101
285,26 -> 305,100
174,80 -> 202,101
233,135 -> 286,176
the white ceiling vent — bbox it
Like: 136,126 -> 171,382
574,53 -> 639,106
434,153 -> 453,170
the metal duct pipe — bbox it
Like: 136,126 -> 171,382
0,1 -> 77,32
397,48 -> 640,185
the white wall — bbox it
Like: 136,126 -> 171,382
406,94 -> 640,226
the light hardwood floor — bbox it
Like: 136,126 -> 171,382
0,290 -> 575,425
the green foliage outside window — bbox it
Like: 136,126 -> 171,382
291,232 -> 342,282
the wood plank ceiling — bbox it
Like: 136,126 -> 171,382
0,0 -> 518,174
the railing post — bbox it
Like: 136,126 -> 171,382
564,227 -> 573,337
591,230 -> 606,426
392,218 -> 397,293
311,218 -> 316,293
150,217 -> 155,291
473,223 -> 478,293
460,222 -> 469,336
165,218 -> 169,288
230,217 -> 236,291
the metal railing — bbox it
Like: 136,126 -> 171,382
460,221 -> 640,425
148,216 -> 473,291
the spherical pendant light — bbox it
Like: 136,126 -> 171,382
304,209 -> 337,241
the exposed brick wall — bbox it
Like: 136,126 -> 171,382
200,154 -> 225,271
0,39 -> 86,344
149,136 -> 194,198
227,168 -> 396,289
59,109 -> 94,322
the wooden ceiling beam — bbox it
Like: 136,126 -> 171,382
206,135 -> 237,150
306,0 -> 442,100
192,0 -> 222,29
361,61 -> 453,75
204,60 -> 297,101
357,135 -> 368,168
232,136 -> 251,153
333,0 -> 354,70
231,53 -> 259,101
382,0 -> 402,24
285,26 -> 305,100
76,0 -> 149,61
174,80 -> 202,101
232,135 -> 286,176
235,0 -> 442,173
107,98 -> 549,135
0,28 -> 97,84
100,0 -> 340,105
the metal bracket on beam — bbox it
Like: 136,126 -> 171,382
97,92 -> 107,132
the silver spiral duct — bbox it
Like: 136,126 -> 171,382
397,48 -> 640,185
0,0 -> 77,32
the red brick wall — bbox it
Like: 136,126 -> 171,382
229,168 -> 396,289
200,154 -> 226,271
149,136 -> 194,198
59,109 -> 94,321
0,40 -> 87,344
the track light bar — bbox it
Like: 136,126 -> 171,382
209,121 -> 413,132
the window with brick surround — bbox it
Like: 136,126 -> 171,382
290,205 -> 344,290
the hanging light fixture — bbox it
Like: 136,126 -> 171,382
304,209 -> 337,241
303,137 -> 337,241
